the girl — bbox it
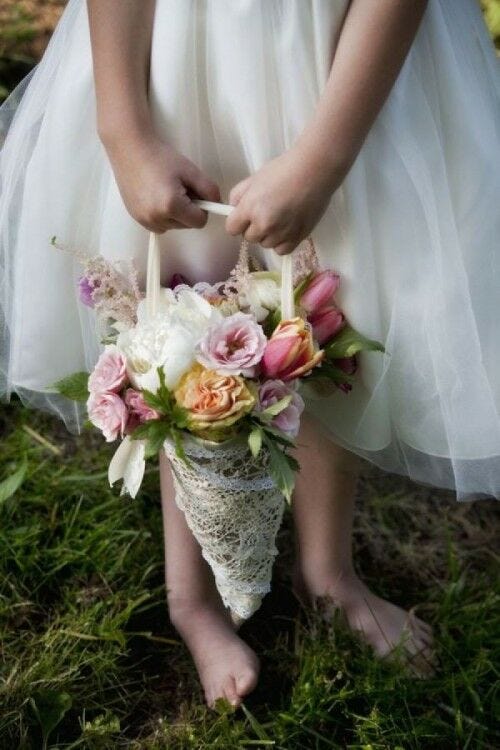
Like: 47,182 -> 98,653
1,0 -> 499,708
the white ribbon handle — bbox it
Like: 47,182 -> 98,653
146,200 -> 295,320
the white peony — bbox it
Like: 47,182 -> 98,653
116,288 -> 223,393
239,272 -> 281,322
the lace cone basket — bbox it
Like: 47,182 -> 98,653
147,200 -> 296,624
163,435 -> 285,624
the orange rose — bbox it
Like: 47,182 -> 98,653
174,364 -> 255,434
262,317 -> 324,381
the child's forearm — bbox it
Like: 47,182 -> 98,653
295,0 -> 428,189
87,0 -> 156,146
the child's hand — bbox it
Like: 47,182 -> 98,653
225,146 -> 338,255
105,132 -> 221,233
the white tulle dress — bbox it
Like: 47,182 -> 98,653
1,0 -> 499,501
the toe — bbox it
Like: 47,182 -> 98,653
415,625 -> 434,648
405,638 -> 437,677
223,676 -> 241,708
235,666 -> 258,698
415,617 -> 433,636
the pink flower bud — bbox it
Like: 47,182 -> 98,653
124,388 -> 160,433
300,270 -> 340,314
335,356 -> 357,393
308,306 -> 345,345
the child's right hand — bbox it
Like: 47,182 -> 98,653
104,132 -> 221,233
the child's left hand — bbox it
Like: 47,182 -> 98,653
225,146 -> 338,255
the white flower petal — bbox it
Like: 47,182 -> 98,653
122,439 -> 146,498
108,436 -> 147,498
108,436 -> 134,486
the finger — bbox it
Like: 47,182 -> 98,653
137,217 -> 184,233
168,192 -> 208,229
243,223 -> 267,244
225,207 -> 251,237
184,165 -> 221,203
273,239 -> 297,256
229,177 -> 251,207
259,232 -> 285,250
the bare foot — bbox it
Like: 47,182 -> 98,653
169,601 -> 260,708
293,570 -> 436,677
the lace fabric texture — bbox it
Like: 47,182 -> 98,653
163,436 -> 285,623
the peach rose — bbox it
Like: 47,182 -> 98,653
262,317 -> 324,381
174,364 -> 255,433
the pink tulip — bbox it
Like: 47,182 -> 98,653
300,270 -> 340,314
308,306 -> 345,345
87,391 -> 128,442
262,317 -> 324,381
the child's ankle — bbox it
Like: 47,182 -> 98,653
293,561 -> 359,599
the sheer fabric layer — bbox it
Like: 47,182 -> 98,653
1,0 -> 499,500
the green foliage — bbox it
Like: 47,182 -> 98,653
132,366 -> 189,461
52,371 -> 90,402
0,400 -> 499,748
325,323 -> 385,360
0,454 -> 27,504
29,690 -> 72,750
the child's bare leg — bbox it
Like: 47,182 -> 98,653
159,452 -> 259,707
292,413 -> 434,674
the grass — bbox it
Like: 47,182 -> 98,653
1,398 -> 499,748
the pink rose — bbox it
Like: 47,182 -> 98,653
196,312 -> 267,376
88,346 -> 128,393
258,379 -> 304,438
87,391 -> 128,442
308,306 -> 345,345
300,270 -> 340,314
124,388 -> 160,433
262,317 -> 324,381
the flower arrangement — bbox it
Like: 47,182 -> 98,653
51,222 -> 384,622
53,235 -> 384,501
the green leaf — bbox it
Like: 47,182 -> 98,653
172,428 -> 190,466
29,690 -> 72,750
263,433 -> 298,503
310,362 -> 355,386
171,404 -> 189,430
260,394 -> 292,418
260,423 -> 296,449
248,426 -> 263,458
325,323 -> 385,360
294,272 -> 313,303
213,697 -> 236,716
51,372 -> 90,402
130,420 -> 172,458
0,455 -> 28,505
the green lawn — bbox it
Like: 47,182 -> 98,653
1,399 -> 499,748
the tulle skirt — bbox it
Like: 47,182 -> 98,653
1,0 -> 500,501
